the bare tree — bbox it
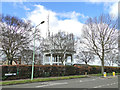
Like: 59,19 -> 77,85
30,27 -> 43,65
113,52 -> 119,66
0,15 -> 33,65
52,31 -> 75,64
81,14 -> 118,75
104,50 -> 118,66
76,51 -> 94,65
118,30 -> 120,67
21,48 -> 33,65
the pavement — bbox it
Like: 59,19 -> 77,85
1,76 -> 119,88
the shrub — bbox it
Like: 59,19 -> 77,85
1,65 -> 120,81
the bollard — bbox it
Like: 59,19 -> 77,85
113,72 -> 115,77
85,72 -> 87,75
104,72 -> 106,77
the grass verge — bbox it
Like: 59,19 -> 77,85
0,75 -> 87,86
89,73 -> 102,76
1,73 -> 119,86
89,73 -> 120,76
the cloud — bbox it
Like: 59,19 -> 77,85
88,0 -> 118,19
104,2 -> 118,19
57,11 -> 88,20
27,4 -> 84,38
13,2 -> 31,11
109,2 -> 118,18
23,6 -> 30,11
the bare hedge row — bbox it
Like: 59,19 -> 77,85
1,65 -> 120,80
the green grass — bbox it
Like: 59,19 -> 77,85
0,75 -> 87,86
89,73 -> 102,76
89,73 -> 120,76
1,73 -> 120,86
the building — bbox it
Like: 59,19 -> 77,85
42,31 -> 76,65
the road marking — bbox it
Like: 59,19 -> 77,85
107,84 -> 110,86
80,80 -> 83,82
36,82 -> 68,88
79,79 -> 96,83
93,82 -> 118,88
94,86 -> 102,88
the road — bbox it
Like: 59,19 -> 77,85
2,76 -> 119,88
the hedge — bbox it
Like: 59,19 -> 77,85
1,65 -> 120,81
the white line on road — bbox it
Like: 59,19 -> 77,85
93,82 -> 118,88
80,79 -> 96,83
80,80 -> 83,82
36,82 -> 68,88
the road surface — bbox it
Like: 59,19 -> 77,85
2,76 -> 119,88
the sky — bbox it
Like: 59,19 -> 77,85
1,1 -> 118,37
1,1 -> 119,65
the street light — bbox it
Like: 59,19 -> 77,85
31,21 -> 45,80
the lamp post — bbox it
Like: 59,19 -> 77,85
31,21 -> 45,80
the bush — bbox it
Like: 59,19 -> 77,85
1,65 -> 120,81
65,65 -> 76,76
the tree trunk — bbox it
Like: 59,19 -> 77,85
10,58 -> 13,65
8,60 -> 9,65
85,61 -> 87,65
7,57 -> 13,65
101,44 -> 105,76
101,59 -> 104,76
